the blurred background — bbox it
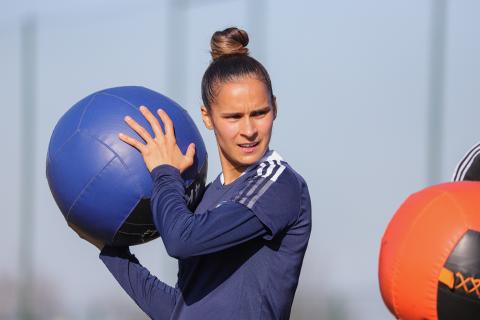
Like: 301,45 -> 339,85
1,0 -> 479,319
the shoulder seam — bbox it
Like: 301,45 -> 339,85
280,166 -> 306,225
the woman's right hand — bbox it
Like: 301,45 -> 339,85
69,222 -> 105,251
118,106 -> 196,173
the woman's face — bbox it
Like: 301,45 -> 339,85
201,76 -> 276,179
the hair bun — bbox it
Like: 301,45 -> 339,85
210,27 -> 249,61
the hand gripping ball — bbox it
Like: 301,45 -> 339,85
379,182 -> 480,320
46,86 -> 207,246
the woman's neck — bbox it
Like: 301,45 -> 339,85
218,150 -> 248,185
220,163 -> 246,185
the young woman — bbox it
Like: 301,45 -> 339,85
83,27 -> 311,319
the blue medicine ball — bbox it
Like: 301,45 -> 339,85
46,86 -> 207,246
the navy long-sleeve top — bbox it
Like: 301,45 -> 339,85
100,150 -> 312,319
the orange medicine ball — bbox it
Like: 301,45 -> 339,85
379,182 -> 480,320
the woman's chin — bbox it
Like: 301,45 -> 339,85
235,149 -> 267,167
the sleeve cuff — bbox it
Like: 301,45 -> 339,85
150,164 -> 182,181
100,245 -> 137,261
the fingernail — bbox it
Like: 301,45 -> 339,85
124,116 -> 131,121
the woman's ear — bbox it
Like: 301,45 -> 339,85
272,96 -> 277,120
201,105 -> 214,130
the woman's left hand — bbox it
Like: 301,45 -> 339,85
118,105 -> 195,173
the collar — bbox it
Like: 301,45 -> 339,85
219,149 -> 283,185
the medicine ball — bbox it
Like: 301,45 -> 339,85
379,182 -> 480,320
46,86 -> 207,246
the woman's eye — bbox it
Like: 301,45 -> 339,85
253,111 -> 268,117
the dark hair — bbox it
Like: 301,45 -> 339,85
201,27 -> 274,111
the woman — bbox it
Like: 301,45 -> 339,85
83,27 -> 311,319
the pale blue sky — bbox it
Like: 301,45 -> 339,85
1,1 -> 480,319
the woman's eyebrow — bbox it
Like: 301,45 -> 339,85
250,106 -> 271,114
220,111 -> 243,117
220,106 -> 270,117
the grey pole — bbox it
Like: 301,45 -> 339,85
18,15 -> 37,320
166,0 -> 189,104
427,0 -> 447,185
247,0 -> 267,63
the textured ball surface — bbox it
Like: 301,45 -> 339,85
379,182 -> 480,320
46,86 -> 207,246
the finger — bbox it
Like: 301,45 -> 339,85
139,106 -> 165,139
118,132 -> 147,153
124,115 -> 153,143
184,143 -> 196,165
157,109 -> 175,140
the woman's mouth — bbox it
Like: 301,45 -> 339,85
238,142 -> 260,153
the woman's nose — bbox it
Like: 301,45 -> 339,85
240,118 -> 257,138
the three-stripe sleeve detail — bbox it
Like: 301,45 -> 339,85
234,160 -> 286,209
